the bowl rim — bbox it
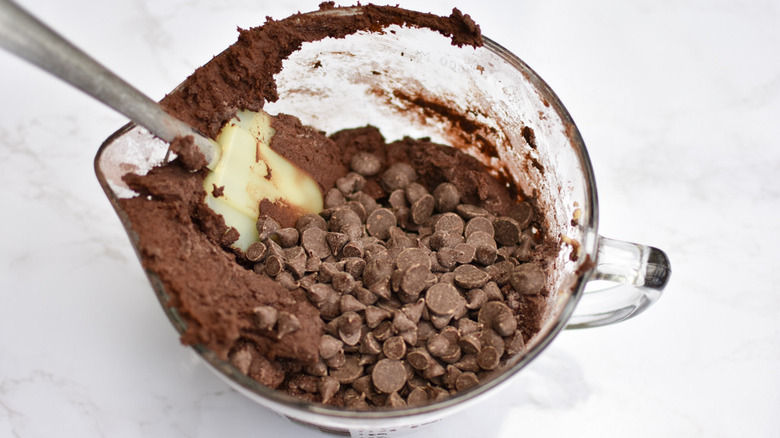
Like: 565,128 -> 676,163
93,13 -> 599,425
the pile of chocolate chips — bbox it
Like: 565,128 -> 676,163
230,151 -> 548,409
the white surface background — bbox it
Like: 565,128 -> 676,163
1,0 -> 778,437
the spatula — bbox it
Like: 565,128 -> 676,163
0,0 -> 322,250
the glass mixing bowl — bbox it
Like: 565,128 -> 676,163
95,7 -> 670,435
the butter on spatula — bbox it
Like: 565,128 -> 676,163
203,110 -> 323,251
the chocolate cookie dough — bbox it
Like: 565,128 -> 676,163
118,4 -> 558,408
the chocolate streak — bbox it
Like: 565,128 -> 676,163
160,4 -> 483,139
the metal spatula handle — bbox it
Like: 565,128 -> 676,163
0,0 -> 220,168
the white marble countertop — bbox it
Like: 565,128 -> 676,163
1,1 -> 778,437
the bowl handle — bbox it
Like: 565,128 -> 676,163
566,236 -> 671,329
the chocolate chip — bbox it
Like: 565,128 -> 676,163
476,346 -> 500,370
256,215 -> 280,240
271,228 -> 298,248
372,358 -> 407,393
411,194 -> 435,225
402,298 -> 425,324
496,245 -> 516,262
296,213 -> 328,234
400,263 -> 430,297
458,332 -> 482,354
319,376 -> 340,403
363,256 -> 393,287
366,208 -> 396,239
454,354 -> 481,373
434,212 -> 465,235
344,257 -> 366,278
351,191 -> 380,216
284,246 -> 307,278
429,231 -> 465,250
433,182 -> 460,213
380,163 -> 415,192
265,254 -> 284,277
369,279 -> 392,301
429,313 -> 454,330
486,260 -> 515,285
332,271 -> 357,293
324,188 -> 346,209
452,243 -> 475,265
507,201 -> 533,229
466,230 -> 496,248
455,372 -> 479,391
307,283 -> 334,307
346,200 -> 367,223
427,330 -> 459,358
453,264 -> 490,289
510,263 -> 546,295
338,312 -> 363,346
299,228 -> 329,260
386,391 -> 407,408
456,204 -> 489,220
407,348 -> 434,371
514,237 -> 534,262
359,331 -> 383,355
478,332 -> 505,361
246,241 -> 268,262
457,318 -> 482,335
277,312 -> 301,338
329,207 -> 363,240
386,235 -> 414,259
405,182 -> 429,204
478,301 -> 517,337
425,282 -> 464,316
315,262 -> 338,284
340,294 -> 366,313
320,293 -> 343,321
252,305 -> 278,331
436,247 -> 459,269
465,288 -> 488,310
395,247 -> 431,272
388,189 -> 407,209
474,245 -> 498,266
423,361 -> 446,379
407,387 -> 429,405
307,359 -> 329,377
325,349 -> 347,368
342,240 -> 364,258
383,336 -> 407,360
373,320 -> 394,342
350,152 -> 382,176
330,356 -> 364,384
364,306 -> 392,328
276,271 -> 299,289
464,216 -> 494,239
324,232 -> 348,256
392,309 -> 417,332
399,328 -> 418,346
355,287 -> 378,307
505,330 -> 526,356
337,172 -> 366,195
493,217 -> 522,246
443,365 -> 462,389
230,348 -> 252,374
482,281 -> 503,301
393,206 -> 412,229
305,251 -> 322,273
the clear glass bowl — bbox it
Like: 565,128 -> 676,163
95,7 -> 669,435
